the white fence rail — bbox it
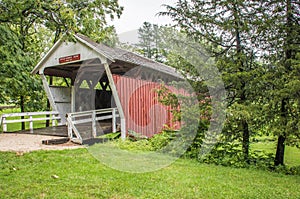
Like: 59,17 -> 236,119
0,111 -> 61,132
67,108 -> 119,144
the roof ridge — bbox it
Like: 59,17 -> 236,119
75,33 -> 182,79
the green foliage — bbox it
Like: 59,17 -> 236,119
0,0 -> 123,112
199,141 -> 275,169
110,130 -> 175,152
149,131 -> 173,150
252,0 -> 300,165
113,138 -> 154,152
160,0 -> 300,166
97,132 -> 120,139
160,0 -> 264,164
0,24 -> 46,111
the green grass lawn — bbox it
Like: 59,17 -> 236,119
251,141 -> 300,167
0,149 -> 299,199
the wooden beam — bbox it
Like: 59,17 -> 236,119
71,86 -> 76,112
41,74 -> 57,112
103,62 -> 126,140
42,138 -> 70,145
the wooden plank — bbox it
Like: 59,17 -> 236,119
41,74 -> 58,112
96,115 -> 115,121
71,86 -> 76,112
68,119 -> 73,138
112,108 -> 116,133
2,111 -> 59,117
71,138 -> 82,145
3,117 -> 7,132
4,117 -> 61,123
71,115 -> 115,125
29,116 -> 33,131
92,110 -> 96,138
68,108 -> 116,117
52,116 -> 56,126
1,111 -> 61,132
42,138 -> 70,145
104,62 -> 126,140
67,117 -> 82,141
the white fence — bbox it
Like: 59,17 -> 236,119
67,108 -> 119,144
0,111 -> 61,132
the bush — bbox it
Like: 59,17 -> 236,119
108,130 -> 176,152
113,138 -> 153,151
288,165 -> 300,175
149,131 -> 173,150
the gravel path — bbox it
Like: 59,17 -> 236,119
0,133 -> 83,153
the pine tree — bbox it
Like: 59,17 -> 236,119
161,0 -> 261,162
256,0 -> 300,166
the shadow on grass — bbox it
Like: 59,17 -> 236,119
88,142 -> 177,173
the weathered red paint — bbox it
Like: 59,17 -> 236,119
113,75 -> 184,137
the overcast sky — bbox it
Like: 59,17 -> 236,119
110,0 -> 177,34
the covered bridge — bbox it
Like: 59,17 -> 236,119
32,34 -> 184,143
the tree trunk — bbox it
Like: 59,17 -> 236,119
274,134 -> 285,166
233,3 -> 250,163
274,0 -> 293,167
242,119 -> 250,163
275,99 -> 287,166
20,96 -> 25,130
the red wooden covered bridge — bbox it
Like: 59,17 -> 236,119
31,34 -> 184,144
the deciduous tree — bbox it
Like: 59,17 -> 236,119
0,0 -> 123,129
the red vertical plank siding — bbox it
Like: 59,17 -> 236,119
112,75 -> 181,137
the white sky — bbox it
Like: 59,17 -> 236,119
110,0 -> 177,34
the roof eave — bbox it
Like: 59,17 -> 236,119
31,34 -> 116,75
74,34 -> 115,63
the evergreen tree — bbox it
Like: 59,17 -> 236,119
161,0 -> 261,163
256,0 -> 300,166
136,22 -> 166,62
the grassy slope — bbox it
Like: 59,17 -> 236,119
0,149 -> 299,199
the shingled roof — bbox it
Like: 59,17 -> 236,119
75,34 -> 183,79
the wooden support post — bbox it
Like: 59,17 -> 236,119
40,74 -> 57,111
103,62 -> 126,140
112,108 -> 116,133
52,115 -> 56,126
71,86 -> 76,112
92,110 -> 97,138
120,118 -> 126,140
67,115 -> 73,138
29,116 -> 33,133
3,117 -> 7,132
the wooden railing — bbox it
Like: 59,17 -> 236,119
66,108 -> 119,144
0,111 -> 61,132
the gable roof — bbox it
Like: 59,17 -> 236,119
75,34 -> 182,79
32,33 -> 183,79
